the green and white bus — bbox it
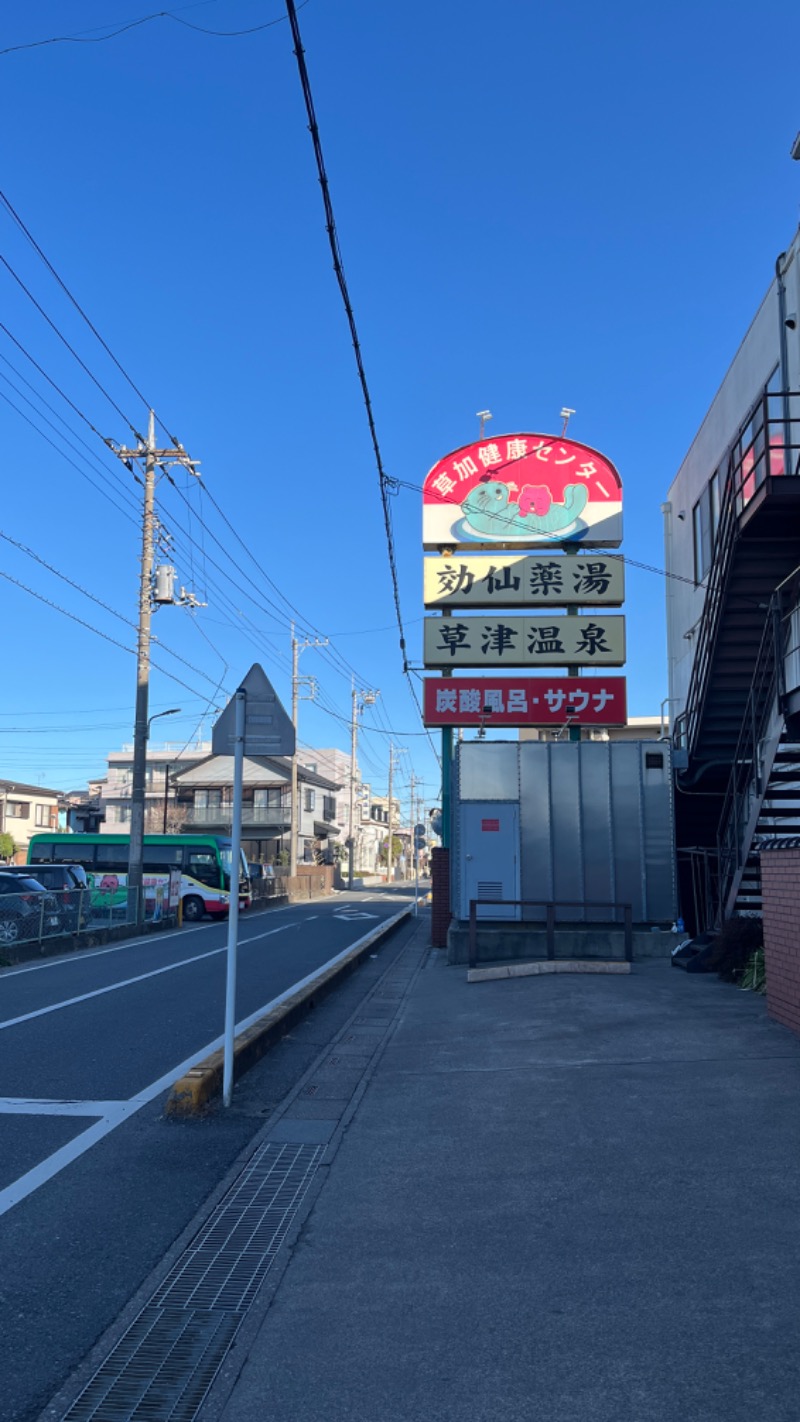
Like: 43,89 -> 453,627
27,833 -> 251,922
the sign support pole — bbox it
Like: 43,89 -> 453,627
441,726 -> 452,848
222,688 -> 246,1109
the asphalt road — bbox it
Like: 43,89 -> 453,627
0,888 -> 415,1422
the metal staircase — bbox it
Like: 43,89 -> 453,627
716,575 -> 800,920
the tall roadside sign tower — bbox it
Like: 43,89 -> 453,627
421,428 -> 626,850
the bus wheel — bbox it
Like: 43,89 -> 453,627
182,896 -> 205,923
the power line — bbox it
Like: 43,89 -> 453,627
0,562 -> 216,702
0,253 -> 143,436
0,319 -> 116,445
0,385 -> 139,526
284,0 -> 413,686
0,2 -> 310,58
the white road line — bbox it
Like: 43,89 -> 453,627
0,906 -> 411,1218
0,922 -> 307,1031
0,896 -> 328,981
0,946 -> 229,1032
0,1098 -> 128,1117
0,919 -> 215,980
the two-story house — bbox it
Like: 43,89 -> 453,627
0,779 -> 64,862
99,741 -> 212,833
172,752 -> 342,865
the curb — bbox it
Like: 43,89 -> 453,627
165,905 -> 414,1116
467,959 -> 632,982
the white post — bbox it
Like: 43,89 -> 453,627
223,688 -> 246,1109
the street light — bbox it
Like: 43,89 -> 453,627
147,707 -> 181,738
145,708 -> 181,835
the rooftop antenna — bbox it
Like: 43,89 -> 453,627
560,407 -> 576,437
476,409 -> 493,439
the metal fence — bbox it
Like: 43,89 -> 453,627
468,898 -> 634,970
0,886 -> 174,951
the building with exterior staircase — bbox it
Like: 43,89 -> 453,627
665,225 -> 800,929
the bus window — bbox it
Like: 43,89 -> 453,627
29,842 -> 54,863
95,844 -> 128,873
186,849 -> 220,889
53,841 -> 97,864
142,844 -> 184,871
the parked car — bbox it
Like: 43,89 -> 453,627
0,872 -> 62,946
2,863 -> 91,931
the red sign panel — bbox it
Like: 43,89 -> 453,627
481,819 -> 500,832
423,677 -> 627,727
423,433 -> 623,549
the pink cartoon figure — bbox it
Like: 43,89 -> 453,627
517,484 -> 552,519
99,874 -> 119,894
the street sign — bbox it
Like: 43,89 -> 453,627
422,433 -> 623,550
414,822 -> 427,848
212,664 -> 296,759
423,615 -> 626,668
424,553 -> 624,609
423,676 -> 627,727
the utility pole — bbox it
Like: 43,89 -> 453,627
128,411 -> 155,924
386,743 -> 407,884
116,414 -> 199,925
348,683 -> 378,891
386,741 -> 394,885
289,624 -> 328,877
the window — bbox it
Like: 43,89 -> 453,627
6,800 -> 30,819
254,788 -> 282,810
118,804 -> 131,825
194,790 -> 221,811
186,850 -> 220,888
95,843 -> 128,872
35,804 -> 54,827
304,789 -> 315,813
693,483 -> 713,583
142,844 -> 183,870
323,796 -> 337,822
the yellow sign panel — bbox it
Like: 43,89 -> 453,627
423,553 -> 624,609
423,615 -> 626,668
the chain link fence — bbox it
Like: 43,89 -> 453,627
0,885 -> 174,951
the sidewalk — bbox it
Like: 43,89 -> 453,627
215,934 -> 800,1422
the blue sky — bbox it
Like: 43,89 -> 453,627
0,0 -> 798,808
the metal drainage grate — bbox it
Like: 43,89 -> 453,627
64,1143 -> 321,1422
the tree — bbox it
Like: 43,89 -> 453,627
378,836 -> 403,866
0,831 -> 15,862
144,803 -> 185,835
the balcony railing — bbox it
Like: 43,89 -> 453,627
181,806 -> 291,828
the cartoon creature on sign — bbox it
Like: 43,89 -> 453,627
461,478 -> 588,538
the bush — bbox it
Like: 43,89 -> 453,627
709,916 -> 763,982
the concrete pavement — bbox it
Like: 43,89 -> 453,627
0,889 -> 415,1422
210,939 -> 800,1422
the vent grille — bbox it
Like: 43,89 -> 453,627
477,881 -> 503,900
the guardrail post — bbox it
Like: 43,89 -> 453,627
468,899 -> 477,970
624,905 -> 633,962
546,903 -> 555,960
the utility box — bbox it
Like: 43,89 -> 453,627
452,739 -> 676,925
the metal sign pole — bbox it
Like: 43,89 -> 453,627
414,843 -> 419,916
222,689 -> 246,1108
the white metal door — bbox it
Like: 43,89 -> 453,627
461,802 -> 520,920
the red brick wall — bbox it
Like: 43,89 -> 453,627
760,849 -> 800,1036
431,846 -> 450,948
